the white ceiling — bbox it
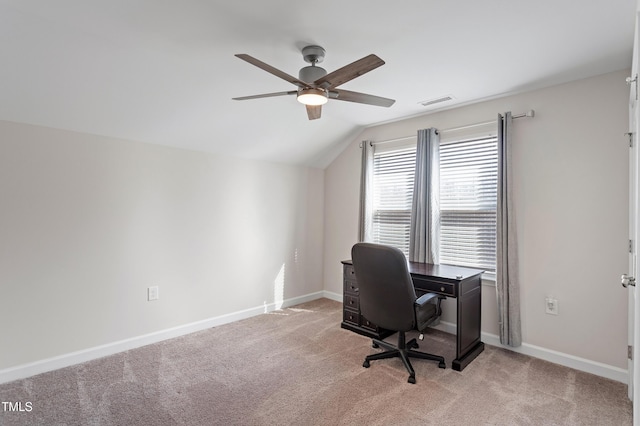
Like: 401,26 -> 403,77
0,1 -> 636,167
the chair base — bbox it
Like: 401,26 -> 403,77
363,331 -> 445,384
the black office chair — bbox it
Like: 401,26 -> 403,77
351,242 -> 446,384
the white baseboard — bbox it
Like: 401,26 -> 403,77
0,291 -> 328,385
322,290 -> 343,302
433,321 -> 628,384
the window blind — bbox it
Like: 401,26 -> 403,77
439,137 -> 498,272
371,145 -> 417,257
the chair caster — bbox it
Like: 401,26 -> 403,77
438,361 -> 446,369
372,342 -> 379,349
408,375 -> 416,384
363,360 -> 370,368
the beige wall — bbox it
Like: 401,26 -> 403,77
323,70 -> 630,369
0,121 -> 324,370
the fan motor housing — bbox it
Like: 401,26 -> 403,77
299,65 -> 327,83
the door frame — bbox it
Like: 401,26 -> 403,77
629,11 -> 640,420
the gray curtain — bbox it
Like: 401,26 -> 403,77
496,112 -> 522,347
358,141 -> 374,242
409,128 -> 440,263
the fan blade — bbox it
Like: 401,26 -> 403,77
330,89 -> 395,107
306,105 -> 322,120
235,54 -> 308,88
314,54 -> 385,89
233,91 -> 297,101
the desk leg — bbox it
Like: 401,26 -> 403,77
452,276 -> 484,371
452,342 -> 485,371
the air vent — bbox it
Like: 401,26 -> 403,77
418,95 -> 455,107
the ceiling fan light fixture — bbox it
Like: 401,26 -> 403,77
297,88 -> 328,106
233,47 -> 394,120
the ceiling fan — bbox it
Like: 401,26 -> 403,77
232,45 -> 395,120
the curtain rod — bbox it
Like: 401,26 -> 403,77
370,110 -> 535,146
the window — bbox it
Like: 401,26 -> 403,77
439,136 -> 497,272
371,143 -> 416,257
369,133 -> 497,273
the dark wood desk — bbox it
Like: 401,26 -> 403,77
340,260 -> 485,372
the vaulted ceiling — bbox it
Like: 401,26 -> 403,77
0,1 -> 636,167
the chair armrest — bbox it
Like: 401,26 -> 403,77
414,292 -> 444,331
415,292 -> 439,307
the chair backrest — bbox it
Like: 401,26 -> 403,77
351,243 -> 417,332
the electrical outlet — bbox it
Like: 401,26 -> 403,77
545,297 -> 558,315
148,286 -> 159,301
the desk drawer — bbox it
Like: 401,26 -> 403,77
412,277 -> 456,297
343,310 -> 359,326
344,279 -> 359,295
361,316 -> 377,332
344,294 -> 359,311
343,264 -> 357,280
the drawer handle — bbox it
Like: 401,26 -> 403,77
349,300 -> 355,305
440,286 -> 445,292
